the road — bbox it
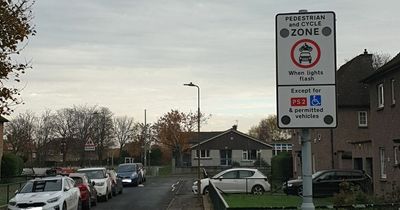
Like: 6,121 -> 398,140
93,175 -> 194,210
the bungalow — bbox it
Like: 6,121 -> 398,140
189,125 -> 273,167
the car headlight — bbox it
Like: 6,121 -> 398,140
95,182 -> 105,186
47,196 -> 60,203
8,200 -> 16,206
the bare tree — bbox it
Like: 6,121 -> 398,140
4,111 -> 36,161
248,115 -> 291,142
35,110 -> 56,166
54,108 -> 78,164
372,53 -> 391,70
93,107 -> 115,162
113,116 -> 137,160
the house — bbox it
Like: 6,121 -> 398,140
291,51 -> 373,178
190,125 -> 273,167
362,52 -> 400,196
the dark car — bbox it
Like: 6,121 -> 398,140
117,163 -> 142,186
107,169 -> 123,195
69,173 -> 98,210
283,169 -> 372,197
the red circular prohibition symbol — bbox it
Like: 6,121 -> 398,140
290,39 -> 321,69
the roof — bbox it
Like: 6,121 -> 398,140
77,167 -> 106,171
190,127 -> 273,149
188,131 -> 224,144
362,53 -> 400,83
0,116 -> 9,123
336,52 -> 374,107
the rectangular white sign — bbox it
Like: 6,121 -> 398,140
277,85 -> 337,128
276,11 -> 337,128
276,12 -> 336,85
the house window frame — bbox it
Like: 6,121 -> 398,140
358,111 -> 368,127
378,83 -> 384,108
380,147 -> 387,179
394,145 -> 399,165
242,150 -> 257,161
391,79 -> 396,105
196,149 -> 210,158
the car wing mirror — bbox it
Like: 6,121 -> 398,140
218,176 -> 223,181
14,190 -> 19,194
64,188 -> 69,192
92,181 -> 95,186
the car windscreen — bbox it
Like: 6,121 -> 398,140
117,165 -> 136,173
312,171 -> 325,179
20,179 -> 62,193
80,170 -> 105,179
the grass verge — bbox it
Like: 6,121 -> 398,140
223,194 -> 333,208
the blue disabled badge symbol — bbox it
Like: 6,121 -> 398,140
310,95 -> 321,106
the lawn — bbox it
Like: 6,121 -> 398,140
223,194 -> 333,208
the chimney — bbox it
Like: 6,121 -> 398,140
232,125 -> 237,130
364,49 -> 368,54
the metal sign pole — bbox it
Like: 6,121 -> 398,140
301,128 -> 314,210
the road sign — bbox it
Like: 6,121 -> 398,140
85,139 -> 96,152
278,85 -> 336,128
276,11 -> 337,128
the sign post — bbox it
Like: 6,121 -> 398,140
276,10 -> 337,210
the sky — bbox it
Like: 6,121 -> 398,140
11,0 -> 400,132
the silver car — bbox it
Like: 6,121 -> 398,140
192,168 -> 270,195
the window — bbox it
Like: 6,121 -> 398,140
221,171 -> 237,179
239,170 -> 255,178
358,111 -> 368,127
391,79 -> 396,105
378,83 -> 384,108
380,147 -> 387,179
394,146 -> 399,165
242,150 -> 257,160
196,150 -> 210,158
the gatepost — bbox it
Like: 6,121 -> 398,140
276,10 -> 337,210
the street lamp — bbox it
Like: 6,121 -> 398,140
184,82 -> 201,200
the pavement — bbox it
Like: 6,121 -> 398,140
167,176 -> 212,210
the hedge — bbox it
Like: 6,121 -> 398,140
1,153 -> 24,178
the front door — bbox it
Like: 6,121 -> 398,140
220,150 -> 232,166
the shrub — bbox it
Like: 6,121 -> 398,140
332,182 -> 372,205
271,152 -> 292,183
1,153 -> 24,178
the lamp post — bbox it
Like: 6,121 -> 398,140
184,82 -> 201,200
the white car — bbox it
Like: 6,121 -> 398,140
8,176 -> 80,210
192,168 -> 270,195
77,167 -> 112,201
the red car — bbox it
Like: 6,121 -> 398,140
70,173 -> 98,210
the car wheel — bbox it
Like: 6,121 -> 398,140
203,186 -> 209,195
62,202 -> 67,210
251,185 -> 264,195
83,197 -> 91,210
119,186 -> 123,194
109,190 -> 113,199
104,192 -> 109,202
297,186 -> 303,196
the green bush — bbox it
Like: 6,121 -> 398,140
1,153 -> 24,178
332,182 -> 372,205
271,152 -> 292,183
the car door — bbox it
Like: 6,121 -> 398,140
63,179 -> 73,209
213,170 -> 238,193
313,171 -> 337,196
238,170 -> 255,193
68,178 -> 79,209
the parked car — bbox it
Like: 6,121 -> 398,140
117,163 -> 143,186
107,169 -> 123,195
282,169 -> 372,197
77,167 -> 113,201
69,173 -> 97,209
8,176 -> 80,210
192,168 -> 271,195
